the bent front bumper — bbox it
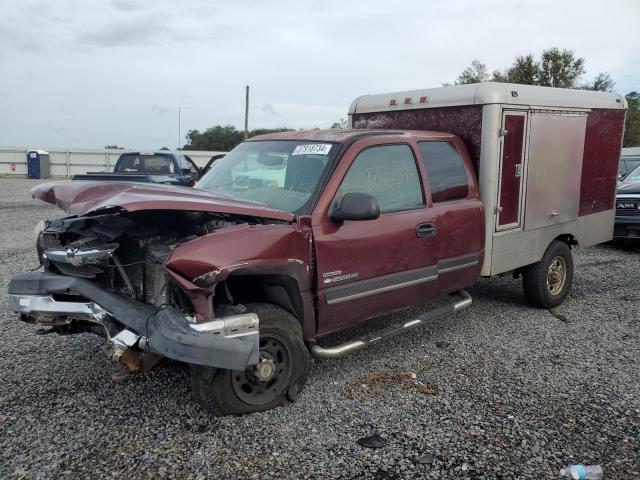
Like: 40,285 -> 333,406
8,272 -> 259,370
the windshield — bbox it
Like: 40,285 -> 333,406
196,140 -> 337,213
623,164 -> 640,183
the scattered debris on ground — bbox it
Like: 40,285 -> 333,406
345,370 -> 438,398
357,431 -> 388,449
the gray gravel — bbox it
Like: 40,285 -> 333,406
1,178 -> 639,479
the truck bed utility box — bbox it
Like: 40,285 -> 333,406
349,82 -> 627,276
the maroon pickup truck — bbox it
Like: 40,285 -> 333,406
8,83 -> 626,415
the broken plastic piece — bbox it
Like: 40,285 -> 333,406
35,328 -> 57,335
357,432 -> 388,449
559,464 -> 603,479
417,452 -> 435,464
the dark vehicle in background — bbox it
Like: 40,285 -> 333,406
615,164 -> 640,239
73,151 -> 201,186
619,155 -> 640,181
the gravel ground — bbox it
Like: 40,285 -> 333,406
0,178 -> 639,479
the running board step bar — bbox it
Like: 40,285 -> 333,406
310,290 -> 472,359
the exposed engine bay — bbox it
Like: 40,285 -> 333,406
36,209 -> 279,316
9,208 -> 278,373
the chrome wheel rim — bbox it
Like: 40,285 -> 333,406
546,256 -> 567,296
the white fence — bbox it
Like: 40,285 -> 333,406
622,147 -> 640,156
0,147 -> 225,178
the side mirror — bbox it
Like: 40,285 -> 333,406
329,192 -> 380,222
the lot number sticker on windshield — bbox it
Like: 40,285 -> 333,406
292,144 -> 332,156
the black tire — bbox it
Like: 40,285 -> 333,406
522,240 -> 574,308
191,303 -> 310,416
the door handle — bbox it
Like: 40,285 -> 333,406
416,223 -> 436,238
515,164 -> 522,177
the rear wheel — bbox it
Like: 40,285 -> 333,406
191,303 -> 310,416
522,240 -> 574,308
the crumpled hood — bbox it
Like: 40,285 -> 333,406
31,181 -> 295,221
617,181 -> 640,195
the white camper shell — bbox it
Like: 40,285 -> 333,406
349,82 -> 627,277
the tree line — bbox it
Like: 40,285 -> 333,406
180,48 -> 638,151
451,48 -> 638,147
182,126 -> 295,151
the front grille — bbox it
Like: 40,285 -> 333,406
43,232 -> 171,306
616,201 -> 640,216
51,261 -> 104,278
43,233 -> 63,250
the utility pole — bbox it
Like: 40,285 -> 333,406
178,106 -> 181,149
244,85 -> 249,140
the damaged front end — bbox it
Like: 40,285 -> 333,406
8,208 -> 267,372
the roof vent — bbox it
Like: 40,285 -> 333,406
389,99 -> 398,106
419,96 -> 429,104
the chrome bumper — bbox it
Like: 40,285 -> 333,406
8,272 -> 260,370
8,293 -> 258,337
8,294 -> 107,323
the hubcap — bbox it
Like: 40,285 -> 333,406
546,256 -> 567,296
231,334 -> 292,406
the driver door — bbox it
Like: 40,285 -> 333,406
311,137 -> 439,335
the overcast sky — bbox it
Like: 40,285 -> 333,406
1,0 -> 638,149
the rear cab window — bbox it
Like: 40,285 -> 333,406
418,142 -> 469,203
116,155 -> 175,174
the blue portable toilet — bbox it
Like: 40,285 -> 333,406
27,150 -> 50,179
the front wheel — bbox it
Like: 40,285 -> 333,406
522,240 -> 574,308
191,303 -> 310,416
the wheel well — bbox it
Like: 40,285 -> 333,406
224,274 -> 304,325
554,234 -> 578,247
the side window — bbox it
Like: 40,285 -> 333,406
339,144 -> 424,213
419,142 -> 469,202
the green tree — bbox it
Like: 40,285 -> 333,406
183,126 -> 296,151
583,72 -> 615,92
183,125 -> 244,151
451,48 -> 610,91
624,91 -> 640,147
505,54 -> 539,85
455,59 -> 490,84
538,48 -> 585,88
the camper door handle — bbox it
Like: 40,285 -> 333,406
550,210 -> 559,217
416,223 -> 436,238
